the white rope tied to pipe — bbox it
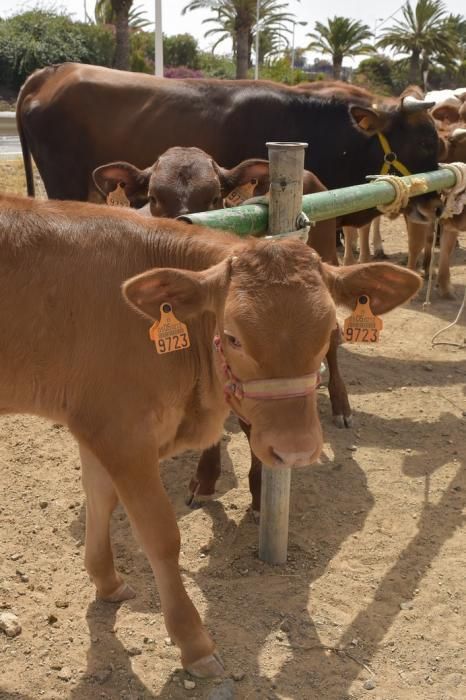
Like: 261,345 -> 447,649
431,287 -> 466,348
423,218 -> 440,309
375,175 -> 412,216
439,162 -> 466,219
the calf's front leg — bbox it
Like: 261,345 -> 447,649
187,442 -> 222,507
342,226 -> 358,265
358,223 -> 371,263
84,431 -> 222,678
437,222 -> 457,299
327,326 -> 352,427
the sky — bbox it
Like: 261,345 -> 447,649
1,0 -> 465,68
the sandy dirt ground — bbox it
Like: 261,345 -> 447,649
0,182 -> 465,700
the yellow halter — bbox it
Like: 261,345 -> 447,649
377,132 -> 411,176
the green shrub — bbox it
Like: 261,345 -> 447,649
259,57 -> 307,85
198,51 -> 235,79
0,10 -> 114,92
354,56 -> 395,95
164,34 -> 199,69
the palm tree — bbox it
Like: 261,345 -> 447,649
306,16 -> 373,80
95,0 -> 151,70
377,0 -> 457,85
256,2 -> 297,64
182,0 -> 296,78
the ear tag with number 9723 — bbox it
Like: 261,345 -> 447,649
149,303 -> 190,354
224,179 -> 258,207
343,295 -> 383,343
106,182 -> 130,207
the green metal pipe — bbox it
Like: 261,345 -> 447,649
180,169 -> 457,235
179,201 -> 269,236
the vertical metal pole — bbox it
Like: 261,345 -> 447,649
258,142 -> 307,565
254,0 -> 260,80
291,22 -> 296,75
155,0 -> 164,77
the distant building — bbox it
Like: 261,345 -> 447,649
303,58 -> 353,81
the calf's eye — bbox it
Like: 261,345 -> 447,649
225,332 -> 242,348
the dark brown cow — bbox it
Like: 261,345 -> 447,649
17,62 -> 439,231
343,86 -> 466,278
0,193 -> 421,676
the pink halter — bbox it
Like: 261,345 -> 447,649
213,334 -> 320,406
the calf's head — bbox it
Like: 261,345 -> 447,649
93,147 -> 270,218
123,238 -> 421,469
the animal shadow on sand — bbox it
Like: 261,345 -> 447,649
67,401 -> 465,698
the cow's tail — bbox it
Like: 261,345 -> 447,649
16,87 -> 35,198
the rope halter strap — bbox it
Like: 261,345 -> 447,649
213,335 -> 320,404
377,132 -> 412,177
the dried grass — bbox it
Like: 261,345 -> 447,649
0,156 -> 46,197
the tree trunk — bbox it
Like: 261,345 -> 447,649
421,51 -> 430,91
236,26 -> 250,79
333,55 -> 342,80
408,49 -> 420,84
113,1 -> 131,71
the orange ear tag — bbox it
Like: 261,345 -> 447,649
149,303 -> 191,355
224,179 -> 258,207
343,295 -> 383,343
106,183 -> 130,207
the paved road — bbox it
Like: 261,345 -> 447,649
0,135 -> 21,158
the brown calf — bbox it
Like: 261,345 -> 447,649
0,194 -> 421,676
93,148 -> 346,510
92,147 -> 272,217
407,125 -> 466,298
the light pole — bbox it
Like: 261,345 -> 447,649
155,0 -> 164,77
254,0 -> 260,80
373,17 -> 384,40
291,21 -> 307,75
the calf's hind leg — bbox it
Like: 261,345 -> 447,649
79,443 -> 135,602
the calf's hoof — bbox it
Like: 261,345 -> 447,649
373,249 -> 388,260
438,285 -> 455,300
185,488 -> 215,509
250,508 -> 261,524
333,413 -> 353,429
185,650 -> 224,678
98,581 -> 136,603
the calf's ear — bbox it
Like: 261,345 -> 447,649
431,102 -> 459,124
303,170 -> 326,195
122,259 -> 232,321
216,159 -> 271,197
322,262 -> 421,315
92,161 -> 151,205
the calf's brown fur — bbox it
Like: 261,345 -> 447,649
0,194 -> 421,676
